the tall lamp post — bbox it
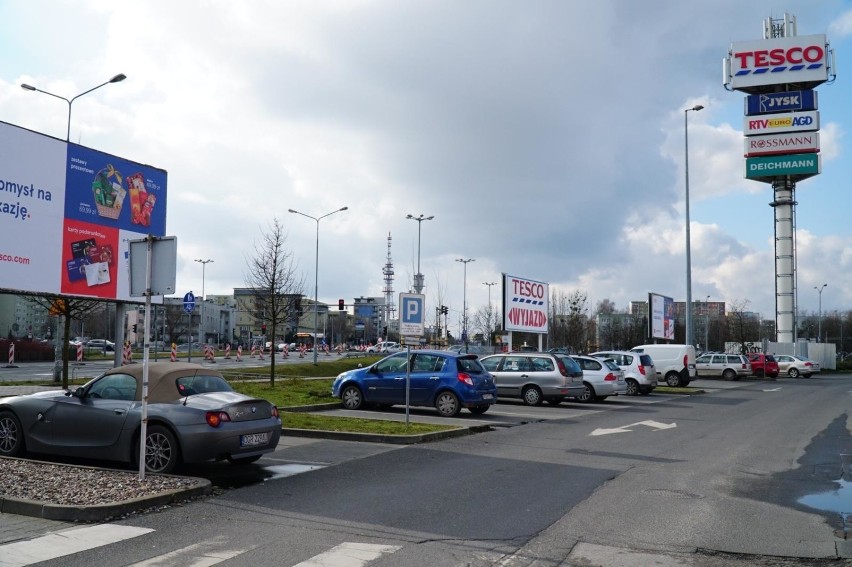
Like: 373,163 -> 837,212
405,214 -> 434,294
705,295 -> 711,351
456,258 -> 475,348
483,281 -> 497,347
815,283 -> 827,342
195,259 -> 213,349
21,73 -> 127,142
684,104 -> 703,347
289,206 -> 348,364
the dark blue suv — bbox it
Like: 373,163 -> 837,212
332,350 -> 497,417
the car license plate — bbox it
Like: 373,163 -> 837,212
482,393 -> 494,400
240,432 -> 269,447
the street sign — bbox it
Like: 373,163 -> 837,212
745,90 -> 817,116
745,153 -> 820,181
399,293 -> 425,337
183,291 -> 196,313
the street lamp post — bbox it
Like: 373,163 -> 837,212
405,214 -> 434,294
456,258 -> 475,349
195,259 -> 213,350
21,74 -> 127,142
815,283 -> 827,342
705,295 -> 711,351
483,281 -> 497,347
289,206 -> 348,364
684,104 -> 703,347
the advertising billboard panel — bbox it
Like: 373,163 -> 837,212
727,34 -> 829,91
502,273 -> 548,333
743,111 -> 819,136
0,121 -> 168,301
745,153 -> 820,180
744,132 -> 819,157
744,90 -> 817,115
649,292 -> 675,341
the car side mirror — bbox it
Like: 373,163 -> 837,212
70,387 -> 84,398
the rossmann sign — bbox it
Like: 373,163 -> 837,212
725,34 -> 829,91
503,274 -> 549,333
743,110 -> 818,136
744,132 -> 819,157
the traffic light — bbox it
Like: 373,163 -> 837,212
441,305 -> 448,315
261,324 -> 267,335
131,324 -> 137,333
338,299 -> 345,310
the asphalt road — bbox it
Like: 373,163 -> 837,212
3,375 -> 851,566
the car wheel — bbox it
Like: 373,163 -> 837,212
0,411 -> 25,457
228,455 -> 262,465
546,398 -> 563,406
723,369 -> 736,381
522,385 -> 543,406
469,405 -> 489,415
755,369 -> 764,378
665,372 -> 682,387
594,395 -> 609,402
625,379 -> 639,396
145,425 -> 180,474
788,367 -> 800,379
576,383 -> 595,403
435,391 -> 461,417
341,385 -> 364,410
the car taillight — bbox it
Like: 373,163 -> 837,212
804,362 -> 813,367
556,358 -> 569,377
683,354 -> 688,367
638,365 -> 646,376
271,406 -> 280,418
206,411 -> 231,428
457,373 -> 474,386
604,373 -> 617,382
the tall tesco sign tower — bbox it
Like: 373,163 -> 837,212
723,14 -> 836,343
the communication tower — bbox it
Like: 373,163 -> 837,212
382,233 -> 395,328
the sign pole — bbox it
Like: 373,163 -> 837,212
405,344 -> 411,426
138,235 -> 153,481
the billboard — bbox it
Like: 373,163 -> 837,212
0,121 -> 168,301
502,273 -> 548,333
649,292 -> 674,341
743,111 -> 818,136
744,90 -> 817,115
744,132 -> 819,157
745,153 -> 820,180
726,34 -> 829,91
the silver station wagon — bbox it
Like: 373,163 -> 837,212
479,353 -> 584,406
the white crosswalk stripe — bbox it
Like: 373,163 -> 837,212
293,542 -> 402,566
0,524 -> 153,567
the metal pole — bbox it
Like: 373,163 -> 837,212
456,258 -> 474,349
815,284 -> 827,342
484,281 -> 497,348
406,214 -> 433,294
684,104 -> 703,347
195,259 -> 213,353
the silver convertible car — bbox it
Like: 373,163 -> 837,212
0,362 -> 281,474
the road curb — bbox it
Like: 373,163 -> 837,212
283,424 -> 493,444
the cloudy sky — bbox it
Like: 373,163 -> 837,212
1,0 -> 850,335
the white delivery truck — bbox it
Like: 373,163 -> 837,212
629,344 -> 696,387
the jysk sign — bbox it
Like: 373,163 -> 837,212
745,90 -> 817,115
743,111 -> 818,136
744,132 -> 819,157
726,34 -> 829,91
745,153 -> 820,180
399,293 -> 425,337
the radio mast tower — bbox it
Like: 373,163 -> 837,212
382,233 -> 395,332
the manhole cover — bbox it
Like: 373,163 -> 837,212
643,488 -> 704,499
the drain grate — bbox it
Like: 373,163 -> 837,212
642,488 -> 704,499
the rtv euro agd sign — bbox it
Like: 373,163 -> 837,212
503,274 -> 549,333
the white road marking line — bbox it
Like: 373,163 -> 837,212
0,524 -> 153,567
128,536 -> 251,566
591,420 -> 677,436
293,542 -> 401,566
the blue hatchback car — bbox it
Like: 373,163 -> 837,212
332,350 -> 497,417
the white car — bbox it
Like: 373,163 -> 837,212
590,350 -> 657,395
774,354 -> 821,378
569,355 -> 627,402
366,341 -> 394,353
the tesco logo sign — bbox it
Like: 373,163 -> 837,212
512,278 -> 545,299
733,44 -> 824,70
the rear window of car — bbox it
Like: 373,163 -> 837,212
557,355 -> 582,374
638,354 -> 653,366
457,355 -> 485,373
176,374 -> 233,396
603,359 -> 620,371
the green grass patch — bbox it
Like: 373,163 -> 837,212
655,386 -> 703,394
231,378 -> 336,406
280,412 -> 458,434
220,356 -> 382,380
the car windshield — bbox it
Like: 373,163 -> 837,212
176,374 -> 233,396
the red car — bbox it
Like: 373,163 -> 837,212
747,353 -> 780,378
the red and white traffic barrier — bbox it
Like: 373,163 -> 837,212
122,342 -> 132,365
76,343 -> 83,362
298,344 -> 306,358
324,344 -> 330,356
282,344 -> 289,358
8,343 -> 14,365
250,344 -> 257,358
259,345 -> 265,360
170,342 -> 177,362
236,345 -> 243,362
204,344 -> 215,362
224,343 -> 231,359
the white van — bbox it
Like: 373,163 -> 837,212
629,344 -> 696,387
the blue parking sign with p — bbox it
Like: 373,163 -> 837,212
399,293 -> 425,336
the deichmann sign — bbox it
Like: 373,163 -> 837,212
502,273 -> 548,333
745,153 -> 820,180
744,132 -> 819,157
743,110 -> 819,136
0,121 -> 168,301
726,34 -> 829,91
744,90 -> 817,115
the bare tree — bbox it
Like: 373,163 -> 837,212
26,295 -> 101,389
727,299 -> 759,354
549,289 -> 589,353
595,298 -> 616,315
471,303 -> 500,347
244,218 -> 304,385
